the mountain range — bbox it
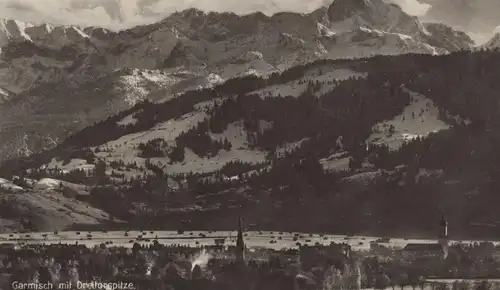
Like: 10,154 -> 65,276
1,0 -> 500,235
0,0 -> 478,163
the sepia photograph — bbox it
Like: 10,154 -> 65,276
0,0 -> 500,289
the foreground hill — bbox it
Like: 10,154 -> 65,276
3,51 -> 500,237
0,0 -> 475,162
0,177 -> 114,232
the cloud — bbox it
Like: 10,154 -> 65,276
0,0 -> 431,30
0,0 -> 147,29
391,0 -> 430,16
422,0 -> 500,34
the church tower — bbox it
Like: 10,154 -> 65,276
439,216 -> 448,240
438,216 -> 449,257
236,217 -> 246,264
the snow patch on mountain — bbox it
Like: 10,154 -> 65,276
0,87 -> 12,103
366,90 -> 451,150
317,23 -> 336,37
114,69 -> 184,105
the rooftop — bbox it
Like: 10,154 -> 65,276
403,243 -> 445,252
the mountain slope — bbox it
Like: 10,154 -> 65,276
0,68 -> 221,161
4,51 -> 500,237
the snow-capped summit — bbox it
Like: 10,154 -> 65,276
0,19 -> 34,47
25,24 -> 89,49
0,19 -> 90,49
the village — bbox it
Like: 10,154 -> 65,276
0,217 -> 499,290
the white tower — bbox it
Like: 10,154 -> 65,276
438,216 -> 449,258
439,216 -> 448,240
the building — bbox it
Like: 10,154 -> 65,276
299,243 -> 351,270
281,249 -> 300,264
403,216 -> 449,260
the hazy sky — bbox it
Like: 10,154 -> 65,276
0,0 -> 430,29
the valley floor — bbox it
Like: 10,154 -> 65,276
0,230 -> 496,251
